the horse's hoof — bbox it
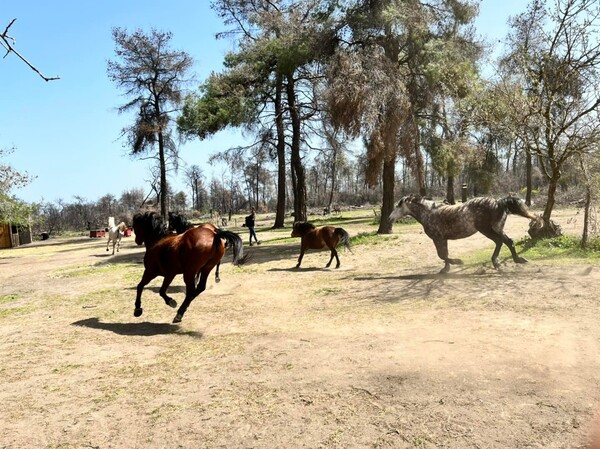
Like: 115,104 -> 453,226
168,299 -> 177,308
173,314 -> 183,323
134,308 -> 143,317
215,277 -> 221,283
515,257 -> 528,264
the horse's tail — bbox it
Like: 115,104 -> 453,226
498,197 -> 538,220
334,227 -> 353,253
215,230 -> 247,266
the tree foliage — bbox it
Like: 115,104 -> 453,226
107,28 -> 193,219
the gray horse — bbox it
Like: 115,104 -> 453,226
390,195 -> 539,273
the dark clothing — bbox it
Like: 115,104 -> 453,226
245,213 -> 259,244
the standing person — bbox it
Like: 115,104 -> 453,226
245,207 -> 261,246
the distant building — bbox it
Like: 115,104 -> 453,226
0,223 -> 32,249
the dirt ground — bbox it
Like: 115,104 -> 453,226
1,207 -> 600,449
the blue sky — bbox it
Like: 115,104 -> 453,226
1,0 -> 526,204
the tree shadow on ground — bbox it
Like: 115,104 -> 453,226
345,266 -> 535,303
72,317 -> 203,338
91,250 -> 144,265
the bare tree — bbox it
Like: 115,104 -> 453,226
500,0 -> 600,235
107,28 -> 193,219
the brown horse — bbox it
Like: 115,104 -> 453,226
132,212 -> 245,323
168,212 -> 223,283
291,221 -> 352,269
389,194 -> 538,273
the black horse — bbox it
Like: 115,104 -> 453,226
390,195 -> 539,273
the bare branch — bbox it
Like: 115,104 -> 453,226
1,19 -> 60,82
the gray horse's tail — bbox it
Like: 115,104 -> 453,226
498,197 -> 538,220
335,227 -> 352,253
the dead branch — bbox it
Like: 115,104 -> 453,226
1,18 -> 60,82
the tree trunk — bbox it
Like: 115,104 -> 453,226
414,129 -> 426,196
286,74 -> 307,222
273,77 -> 286,228
525,150 -> 532,206
327,144 -> 338,212
377,155 -> 396,234
158,131 -> 168,220
446,173 -> 455,204
579,154 -> 592,248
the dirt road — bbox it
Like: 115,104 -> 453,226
1,209 -> 599,448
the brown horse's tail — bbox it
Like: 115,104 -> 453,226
498,197 -> 538,220
215,230 -> 247,266
334,227 -> 352,253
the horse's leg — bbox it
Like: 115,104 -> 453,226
295,243 -> 306,268
134,269 -> 157,317
503,233 -> 528,264
214,262 -> 221,283
479,229 -> 520,269
484,230 -> 527,268
106,237 -> 110,252
325,247 -> 340,269
433,239 -> 461,273
173,271 -> 208,323
159,273 -> 178,308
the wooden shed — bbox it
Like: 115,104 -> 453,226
0,223 -> 33,249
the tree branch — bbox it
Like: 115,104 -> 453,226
1,19 -> 60,82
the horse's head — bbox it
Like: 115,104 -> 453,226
132,212 -> 167,246
291,221 -> 315,238
132,213 -> 147,245
389,195 -> 415,221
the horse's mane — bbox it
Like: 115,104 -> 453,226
133,212 -> 171,240
403,194 -> 437,210
293,221 -> 316,235
168,212 -> 193,234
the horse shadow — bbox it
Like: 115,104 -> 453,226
72,317 -> 203,338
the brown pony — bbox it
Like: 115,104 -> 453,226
291,221 -> 352,269
132,212 -> 245,323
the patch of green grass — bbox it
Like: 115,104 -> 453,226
0,306 -> 31,319
519,235 -> 600,261
53,262 -> 139,278
350,231 -> 401,246
52,363 -> 84,374
463,235 -> 600,266
314,287 -> 338,296
0,294 -> 19,304
76,289 -> 120,305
